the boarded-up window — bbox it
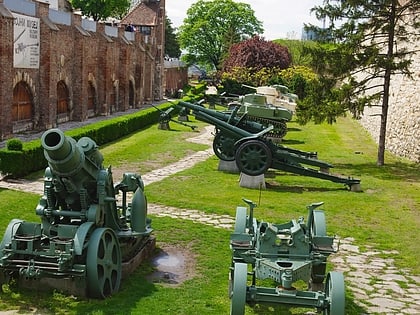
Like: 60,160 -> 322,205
12,81 -> 32,121
57,81 -> 69,114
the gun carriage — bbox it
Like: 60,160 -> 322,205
0,129 -> 154,298
229,199 -> 345,315
177,101 -> 361,191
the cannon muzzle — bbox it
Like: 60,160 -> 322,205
41,128 -> 102,178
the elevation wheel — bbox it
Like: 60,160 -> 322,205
235,140 -> 272,176
323,271 -> 345,315
213,132 -> 236,161
230,262 -> 248,315
86,228 -> 122,298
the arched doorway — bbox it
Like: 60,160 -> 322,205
129,81 -> 134,108
12,81 -> 33,132
57,80 -> 69,123
87,82 -> 96,117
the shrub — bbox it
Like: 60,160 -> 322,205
6,138 -> 23,151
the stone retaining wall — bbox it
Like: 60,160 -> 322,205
358,31 -> 419,163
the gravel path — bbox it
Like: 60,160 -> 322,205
0,121 -> 419,314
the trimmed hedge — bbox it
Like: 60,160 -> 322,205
0,103 -> 174,178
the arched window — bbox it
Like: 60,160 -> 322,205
57,81 -> 69,115
12,81 -> 33,121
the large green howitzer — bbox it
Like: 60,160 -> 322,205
0,129 -> 153,298
229,199 -> 345,315
177,101 -> 361,191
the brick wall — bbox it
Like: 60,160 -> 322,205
0,0 -> 164,140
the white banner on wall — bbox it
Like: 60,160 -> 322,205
43,0 -> 59,10
13,13 -> 40,69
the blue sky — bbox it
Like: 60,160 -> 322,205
165,0 -> 325,40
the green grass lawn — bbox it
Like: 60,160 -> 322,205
0,115 -> 418,314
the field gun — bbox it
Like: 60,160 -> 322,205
177,101 -> 361,191
0,129 -> 154,298
229,199 -> 345,315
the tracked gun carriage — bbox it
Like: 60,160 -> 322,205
0,129 -> 153,298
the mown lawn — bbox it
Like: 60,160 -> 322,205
0,115 -> 418,314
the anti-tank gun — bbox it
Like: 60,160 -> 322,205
177,101 -> 361,191
0,129 -> 154,298
229,199 -> 345,314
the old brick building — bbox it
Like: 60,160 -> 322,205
0,0 -> 166,141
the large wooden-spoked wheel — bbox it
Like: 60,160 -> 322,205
323,271 -> 345,315
86,228 -> 122,298
309,210 -> 328,290
230,262 -> 248,315
235,140 -> 272,176
213,132 -> 236,161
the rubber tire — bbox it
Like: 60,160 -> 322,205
230,262 -> 248,315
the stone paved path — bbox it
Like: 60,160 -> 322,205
0,125 -> 419,315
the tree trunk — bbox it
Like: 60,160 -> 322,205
377,0 -> 397,166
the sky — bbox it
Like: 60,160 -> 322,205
165,0 -> 325,40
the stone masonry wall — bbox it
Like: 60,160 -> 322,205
358,29 -> 420,163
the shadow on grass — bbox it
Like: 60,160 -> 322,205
336,161 -> 420,183
248,297 -> 368,315
265,182 -> 347,193
281,139 -> 306,145
0,272 -> 158,315
286,127 -> 302,132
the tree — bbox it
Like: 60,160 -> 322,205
70,0 -> 130,21
304,0 -> 420,166
165,16 -> 181,58
223,36 -> 291,72
178,0 -> 263,71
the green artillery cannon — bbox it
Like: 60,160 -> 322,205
177,101 -> 361,191
0,129 -> 154,298
229,199 -> 345,315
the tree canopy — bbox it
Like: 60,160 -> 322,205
165,16 -> 181,58
70,0 -> 130,21
303,0 -> 420,165
178,0 -> 263,71
222,36 -> 291,72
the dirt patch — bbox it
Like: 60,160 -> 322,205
146,244 -> 196,286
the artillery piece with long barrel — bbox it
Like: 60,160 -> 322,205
0,129 -> 154,298
177,101 -> 361,191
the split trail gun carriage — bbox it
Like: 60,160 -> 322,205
177,101 -> 361,191
229,199 -> 345,315
0,129 -> 154,298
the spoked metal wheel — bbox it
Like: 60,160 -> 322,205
230,262 -> 248,315
309,210 -> 328,288
213,132 -> 236,161
87,228 -> 122,298
235,140 -> 272,176
323,271 -> 345,315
